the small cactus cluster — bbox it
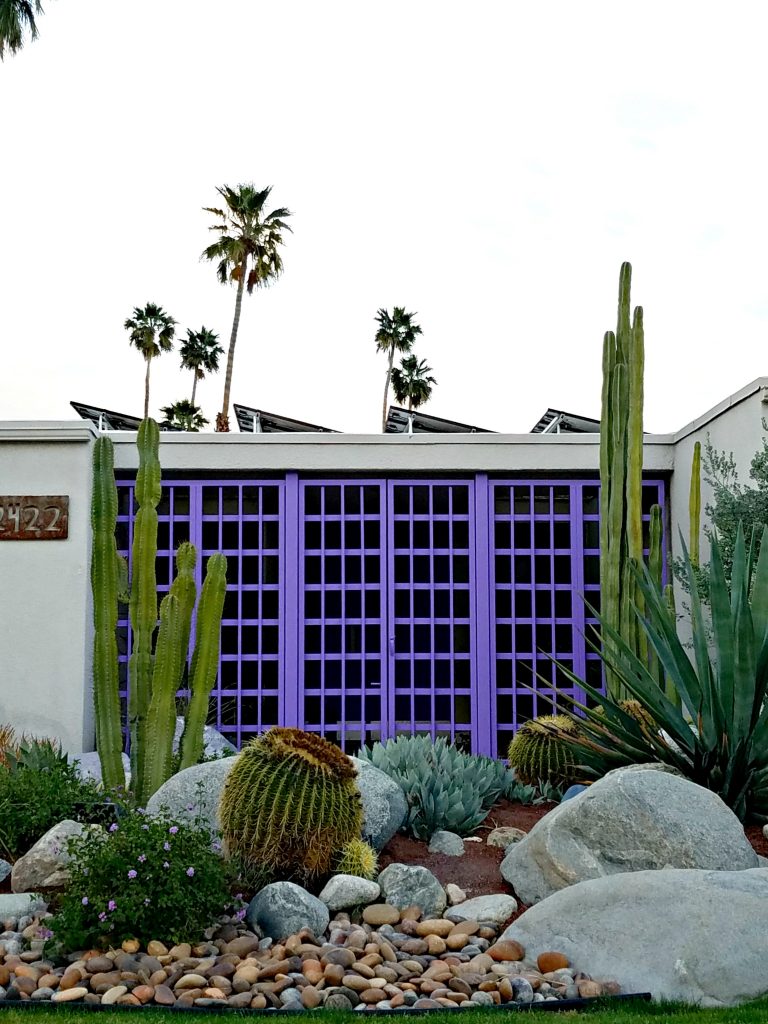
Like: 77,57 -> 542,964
507,715 -> 580,788
219,728 -> 363,881
334,837 -> 378,880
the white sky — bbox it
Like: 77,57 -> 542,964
2,1 -> 767,434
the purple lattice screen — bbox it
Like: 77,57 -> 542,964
116,474 -> 667,757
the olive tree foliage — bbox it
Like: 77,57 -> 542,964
673,427 -> 768,601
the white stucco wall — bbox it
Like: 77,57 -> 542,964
0,422 -> 95,753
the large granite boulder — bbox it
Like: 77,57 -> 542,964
172,717 -> 237,759
11,820 -> 98,893
349,757 -> 408,850
145,757 -> 235,832
501,766 -> 757,904
0,893 -> 47,919
501,868 -> 768,1006
72,751 -> 132,788
246,882 -> 329,940
377,863 -> 446,917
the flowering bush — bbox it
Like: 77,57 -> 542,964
51,808 -> 233,950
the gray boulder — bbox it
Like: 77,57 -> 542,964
0,893 -> 46,919
428,831 -> 464,856
0,859 -> 11,885
11,820 -> 97,893
318,874 -> 381,911
501,766 -> 757,904
349,757 -> 408,850
172,717 -> 237,759
486,827 -> 527,849
246,882 -> 329,940
501,868 -> 768,1006
145,757 -> 235,832
377,863 -> 446,917
72,751 -> 132,788
443,893 -> 518,925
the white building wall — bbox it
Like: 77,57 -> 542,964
0,423 -> 95,753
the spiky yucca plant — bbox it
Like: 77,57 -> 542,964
507,715 -> 580,788
334,838 -> 378,880
219,728 -> 363,880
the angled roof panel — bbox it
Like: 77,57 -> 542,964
385,406 -> 495,434
530,408 -> 601,434
70,402 -> 182,431
234,404 -> 339,434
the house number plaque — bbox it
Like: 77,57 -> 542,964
0,496 -> 69,540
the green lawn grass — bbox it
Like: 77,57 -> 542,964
2,999 -> 768,1024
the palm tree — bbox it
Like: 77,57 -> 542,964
160,399 -> 208,432
124,303 -> 177,419
375,307 -> 422,431
0,0 -> 44,60
179,326 -> 224,407
391,354 -> 437,413
202,184 -> 292,432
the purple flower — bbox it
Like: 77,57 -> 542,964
235,908 -> 246,921
38,927 -> 53,940
107,900 -> 117,911
186,867 -> 195,877
211,840 -> 222,853
163,861 -> 170,869
235,893 -> 243,901
127,869 -> 137,879
185,803 -> 194,811
109,823 -> 119,833
81,896 -> 89,906
141,824 -> 150,831
98,912 -> 107,923
144,898 -> 151,905
168,826 -> 179,834
137,854 -> 146,863
163,841 -> 171,852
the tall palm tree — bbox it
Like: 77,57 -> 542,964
124,303 -> 177,419
160,399 -> 208,432
202,184 -> 292,432
0,0 -> 44,60
179,326 -> 224,407
375,307 -> 422,431
391,354 -> 437,413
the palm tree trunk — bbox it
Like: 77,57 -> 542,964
191,373 -> 197,407
218,259 -> 248,432
382,346 -> 394,432
144,359 -> 151,420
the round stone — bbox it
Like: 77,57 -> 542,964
153,985 -> 176,1005
301,985 -> 321,1008
415,918 -> 454,937
362,904 -> 401,926
52,987 -> 89,1002
325,993 -> 354,1010
147,941 -> 168,957
489,939 -> 525,961
537,951 -> 570,973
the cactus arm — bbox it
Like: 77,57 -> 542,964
647,504 -> 664,687
170,542 -> 197,690
128,418 -> 161,796
690,440 -> 702,567
90,437 -> 126,792
179,553 -> 227,769
599,330 -> 616,601
606,362 -> 628,696
626,305 -> 645,565
142,593 -> 184,801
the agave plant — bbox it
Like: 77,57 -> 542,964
547,525 -> 768,822
358,735 -> 510,839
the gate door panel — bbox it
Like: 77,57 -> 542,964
298,481 -> 387,751
388,481 -> 476,750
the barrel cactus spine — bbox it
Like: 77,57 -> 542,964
507,715 -> 580,789
91,436 -> 126,792
219,727 -> 364,880
334,838 -> 378,880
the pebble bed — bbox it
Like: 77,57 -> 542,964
0,905 -> 621,1011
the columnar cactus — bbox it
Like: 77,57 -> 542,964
599,263 -> 656,695
90,437 -> 126,792
690,440 -> 702,567
91,420 -> 228,804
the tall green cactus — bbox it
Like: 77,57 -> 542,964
689,440 -> 702,567
179,553 -> 228,770
599,263 -> 651,697
128,419 -> 161,791
91,419 -> 228,806
91,437 -> 127,792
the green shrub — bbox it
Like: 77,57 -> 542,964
219,727 -> 363,881
51,808 -> 233,951
0,758 -> 110,861
358,735 -> 510,839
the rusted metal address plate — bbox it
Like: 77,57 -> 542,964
0,496 -> 69,540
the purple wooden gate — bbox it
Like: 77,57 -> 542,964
116,474 -> 666,757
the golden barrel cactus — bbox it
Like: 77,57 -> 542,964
507,714 -> 579,788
